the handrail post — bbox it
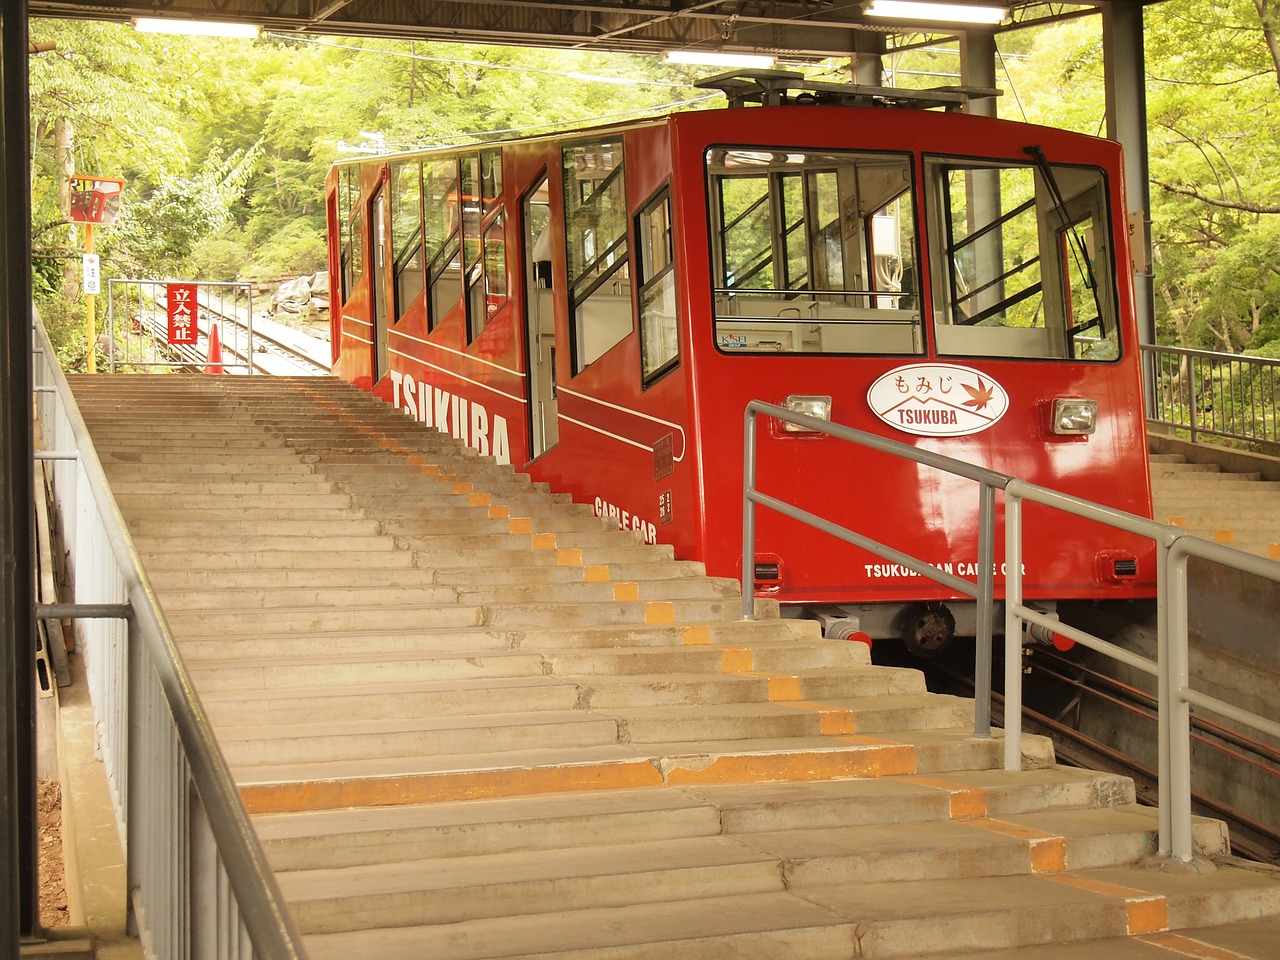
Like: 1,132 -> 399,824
1155,539 -> 1172,856
1167,543 -> 1194,861
1002,488 -> 1024,771
972,481 -> 996,738
741,403 -> 758,620
1182,353 -> 1192,442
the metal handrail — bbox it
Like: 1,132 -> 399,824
742,399 -> 1280,863
1142,342 -> 1280,451
31,313 -> 307,959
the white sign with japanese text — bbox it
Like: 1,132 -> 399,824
82,254 -> 100,295
867,363 -> 1010,437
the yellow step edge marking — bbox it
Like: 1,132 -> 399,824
1214,529 -> 1235,543
406,454 -> 425,465
718,646 -> 753,672
453,482 -> 475,495
964,817 -> 1067,873
763,675 -> 804,701
468,493 -> 491,507
532,532 -> 558,550
770,697 -> 858,734
898,776 -> 988,819
1044,873 -> 1169,935
583,565 -> 611,583
1168,516 -> 1187,528
613,582 -> 640,602
662,745 -> 916,786
645,601 -> 676,624
557,547 -> 583,566
419,464 -> 442,476
507,517 -> 533,534
680,625 -> 711,646
240,761 -> 666,813
1270,543 -> 1280,561
1137,933 -> 1262,960
488,505 -> 510,520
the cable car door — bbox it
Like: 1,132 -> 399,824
522,176 -> 559,459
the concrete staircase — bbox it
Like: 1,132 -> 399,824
1150,453 -> 1280,558
68,374 -> 1280,958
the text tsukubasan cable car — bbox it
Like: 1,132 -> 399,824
325,70 -> 1155,655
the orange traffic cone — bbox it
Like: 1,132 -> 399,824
204,323 -> 224,375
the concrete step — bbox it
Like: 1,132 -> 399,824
114,491 -> 357,511
251,769 -> 1138,872
931,917 -> 1280,960
139,547 -> 418,571
273,807 -> 1225,936
200,675 -> 581,726
218,709 -> 625,766
233,728 -> 1042,815
127,516 -> 386,539
294,859 -> 1280,959
155,583 -> 461,611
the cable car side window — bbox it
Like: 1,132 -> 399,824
466,150 -> 508,342
564,137 -> 631,374
707,148 -> 921,355
423,157 -> 463,330
338,165 -> 363,303
637,186 -> 678,383
390,159 -> 424,323
925,156 -> 1119,361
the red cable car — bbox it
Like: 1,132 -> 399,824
325,71 -> 1154,655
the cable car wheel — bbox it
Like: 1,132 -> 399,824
900,602 -> 956,659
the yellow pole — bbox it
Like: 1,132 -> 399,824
85,222 -> 96,374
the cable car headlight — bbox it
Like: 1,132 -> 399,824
782,395 -> 832,433
1052,398 -> 1097,436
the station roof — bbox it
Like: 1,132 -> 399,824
26,1 -> 1163,60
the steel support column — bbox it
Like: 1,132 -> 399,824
960,29 -> 998,118
1103,0 -> 1156,351
1,0 -> 37,947
849,28 -> 885,85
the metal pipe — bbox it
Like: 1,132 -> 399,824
35,603 -> 130,619
973,481 -> 996,738
1003,489 -> 1024,772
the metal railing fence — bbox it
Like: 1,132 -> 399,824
32,313 -> 306,960
742,399 -> 1280,864
1142,343 -> 1280,451
106,279 -> 255,374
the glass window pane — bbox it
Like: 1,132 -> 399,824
639,189 -> 678,381
708,148 -> 921,355
926,158 -> 1118,362
564,138 -> 631,372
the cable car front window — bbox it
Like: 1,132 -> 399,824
926,155 -> 1119,361
708,148 -> 922,355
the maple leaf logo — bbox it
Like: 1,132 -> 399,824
961,376 -> 996,412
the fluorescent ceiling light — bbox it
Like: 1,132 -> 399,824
134,18 -> 261,39
664,51 -> 776,69
863,1 -> 1009,25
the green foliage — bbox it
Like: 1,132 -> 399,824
34,296 -> 88,371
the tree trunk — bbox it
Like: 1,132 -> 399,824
55,117 -> 77,299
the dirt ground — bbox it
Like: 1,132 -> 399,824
38,777 -> 69,928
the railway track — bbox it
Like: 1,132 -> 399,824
921,652 -> 1280,866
